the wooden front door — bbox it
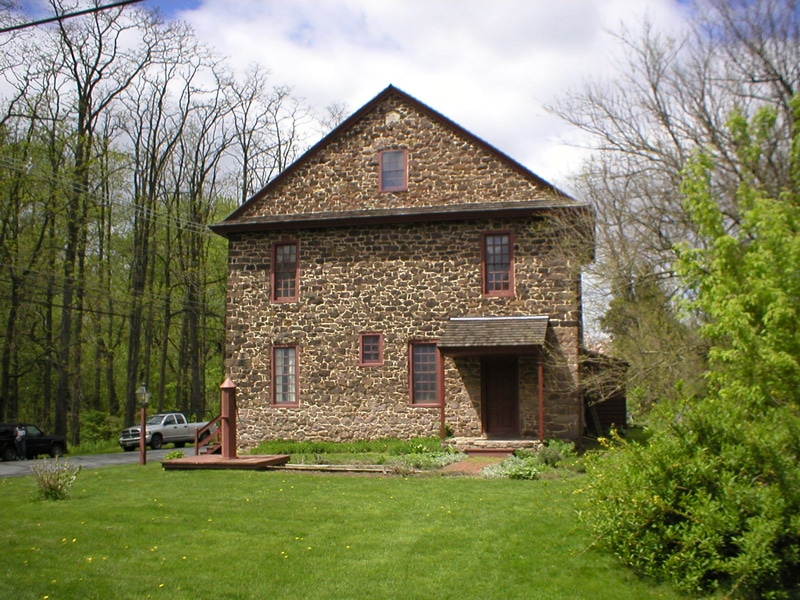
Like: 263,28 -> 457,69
482,358 -> 519,437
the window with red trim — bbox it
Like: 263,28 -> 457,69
410,342 -> 441,405
360,334 -> 383,366
272,345 -> 298,405
380,149 -> 407,191
483,232 -> 514,296
272,241 -> 299,301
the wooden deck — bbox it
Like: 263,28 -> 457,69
161,454 -> 290,471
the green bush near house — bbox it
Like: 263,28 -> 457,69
585,398 -> 800,598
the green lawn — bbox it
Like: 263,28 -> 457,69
0,463 -> 685,600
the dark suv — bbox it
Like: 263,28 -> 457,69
0,423 -> 67,461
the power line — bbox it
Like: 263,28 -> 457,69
0,1 -> 145,34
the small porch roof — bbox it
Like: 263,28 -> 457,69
437,316 -> 548,357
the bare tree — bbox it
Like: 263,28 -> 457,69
0,0 -> 311,438
549,0 -> 800,408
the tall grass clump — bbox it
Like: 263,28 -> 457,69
29,457 -> 82,501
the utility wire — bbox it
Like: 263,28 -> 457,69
0,1 -> 145,34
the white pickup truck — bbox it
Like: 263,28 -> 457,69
119,412 -> 211,451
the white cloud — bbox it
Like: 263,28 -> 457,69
171,0 -> 690,189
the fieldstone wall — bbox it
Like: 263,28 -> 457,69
236,94 -> 558,219
226,216 -> 585,448
220,89 -> 591,448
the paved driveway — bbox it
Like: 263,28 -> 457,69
0,448 -> 177,478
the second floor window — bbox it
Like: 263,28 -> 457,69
272,241 -> 299,301
483,232 -> 514,297
380,149 -> 407,191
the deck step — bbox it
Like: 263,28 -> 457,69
445,437 -> 543,456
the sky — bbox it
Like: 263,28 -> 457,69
18,0 -> 691,191
147,0 -> 691,192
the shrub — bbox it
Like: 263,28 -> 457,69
80,410 -> 124,444
482,456 -> 541,480
585,398 -> 800,598
163,450 -> 184,461
389,450 -> 466,471
250,436 -> 441,456
30,458 -> 81,501
537,439 -> 576,468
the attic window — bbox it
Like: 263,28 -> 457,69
380,149 -> 407,192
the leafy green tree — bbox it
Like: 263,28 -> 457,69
679,103 -> 800,411
585,101 -> 800,598
551,0 -> 800,408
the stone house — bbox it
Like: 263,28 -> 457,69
210,85 -> 594,449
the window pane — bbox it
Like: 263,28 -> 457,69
273,347 -> 297,404
274,243 -> 297,299
412,344 -> 438,404
381,150 -> 406,190
485,234 -> 511,292
361,335 -> 381,364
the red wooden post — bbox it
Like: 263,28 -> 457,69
139,404 -> 147,465
538,362 -> 545,443
220,378 -> 237,459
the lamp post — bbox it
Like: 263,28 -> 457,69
136,384 -> 151,465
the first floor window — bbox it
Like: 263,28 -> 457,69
410,342 -> 440,405
360,333 -> 383,366
272,346 -> 297,405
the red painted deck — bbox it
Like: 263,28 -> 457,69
161,454 -> 290,471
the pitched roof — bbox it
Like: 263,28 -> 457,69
213,85 -> 580,231
437,316 -> 549,356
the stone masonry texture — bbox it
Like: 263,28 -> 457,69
216,87 -> 593,448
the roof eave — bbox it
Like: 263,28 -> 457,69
209,201 -> 590,236
437,345 -> 542,358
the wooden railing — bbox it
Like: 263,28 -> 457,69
194,415 -> 221,455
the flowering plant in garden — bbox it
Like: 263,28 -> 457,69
30,457 -> 81,501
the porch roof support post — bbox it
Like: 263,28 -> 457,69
439,349 -> 446,443
538,361 -> 545,442
220,377 -> 237,459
